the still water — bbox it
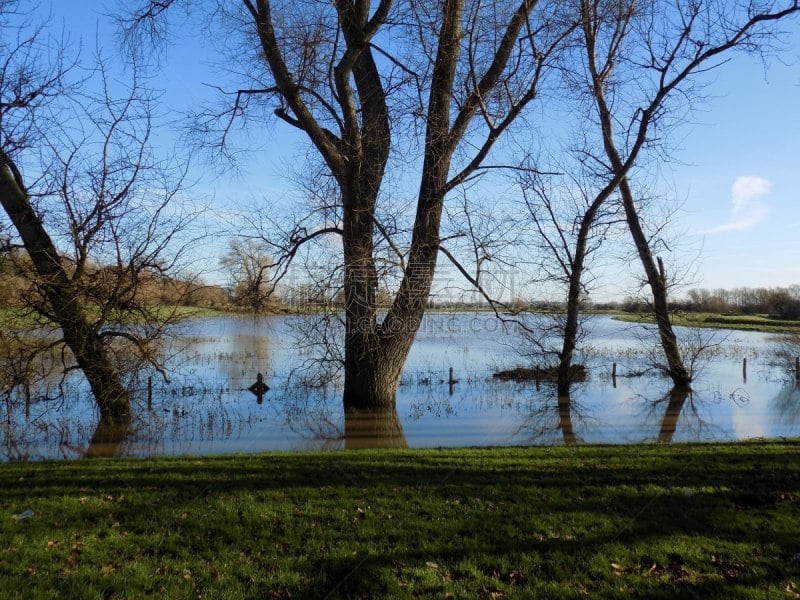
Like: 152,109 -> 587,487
3,313 -> 799,460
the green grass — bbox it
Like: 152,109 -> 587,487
2,442 -> 799,598
613,311 -> 800,333
147,305 -> 227,320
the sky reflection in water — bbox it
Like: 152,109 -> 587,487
2,313 -> 799,460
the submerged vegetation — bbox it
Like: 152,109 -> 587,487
493,364 -> 588,383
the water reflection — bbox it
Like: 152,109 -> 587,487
635,383 -> 743,443
558,395 -> 576,445
281,385 -> 407,448
3,313 -> 800,460
657,385 -> 691,443
772,383 -> 800,427
248,373 -> 270,404
516,390 -> 588,445
85,414 -> 132,458
344,407 -> 408,449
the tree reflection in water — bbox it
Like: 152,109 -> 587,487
344,407 -> 407,449
516,390 -> 588,445
558,395 -> 576,445
772,383 -> 800,427
639,384 -> 736,443
84,414 -> 132,458
657,385 -> 691,443
280,380 -> 408,448
5,329 -> 799,458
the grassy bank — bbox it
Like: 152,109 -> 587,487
613,311 -> 800,334
0,305 -> 226,331
2,443 -> 799,598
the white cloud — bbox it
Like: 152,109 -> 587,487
701,176 -> 771,234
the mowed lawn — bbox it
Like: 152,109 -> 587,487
1,442 -> 799,598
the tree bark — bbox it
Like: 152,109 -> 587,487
338,0 -> 463,409
86,413 -> 132,458
557,258 -> 589,395
0,157 -> 131,422
555,191 -> 609,396
618,178 -> 691,386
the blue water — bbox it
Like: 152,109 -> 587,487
2,313 -> 798,460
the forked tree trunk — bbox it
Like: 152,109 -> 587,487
342,330 -> 407,409
618,178 -> 691,386
252,0 -> 537,411
0,159 -> 131,422
340,212 -> 438,408
338,0 -> 461,410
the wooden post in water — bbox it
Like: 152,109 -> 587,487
611,362 -> 617,388
796,357 -> 800,383
742,358 -> 747,382
147,376 -> 153,410
448,367 -> 455,396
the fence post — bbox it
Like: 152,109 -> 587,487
147,376 -> 153,410
612,362 -> 617,388
742,357 -> 747,382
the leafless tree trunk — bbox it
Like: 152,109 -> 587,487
618,183 -> 691,384
577,0 -> 799,387
519,171 -> 623,395
126,0 -> 573,410
1,7 -> 191,422
1,154 -> 132,425
85,413 -> 132,458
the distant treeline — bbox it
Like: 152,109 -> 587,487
621,286 -> 800,320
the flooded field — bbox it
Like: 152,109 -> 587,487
2,313 -> 799,460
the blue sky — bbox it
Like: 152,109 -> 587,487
667,43 -> 800,293
31,2 -> 800,298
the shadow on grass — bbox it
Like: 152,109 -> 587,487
1,443 -> 798,598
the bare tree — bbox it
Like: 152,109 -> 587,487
0,5 -> 192,424
125,0 -> 576,410
517,164 -> 624,395
497,0 -> 798,397
220,237 -> 275,311
576,0 -> 799,387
